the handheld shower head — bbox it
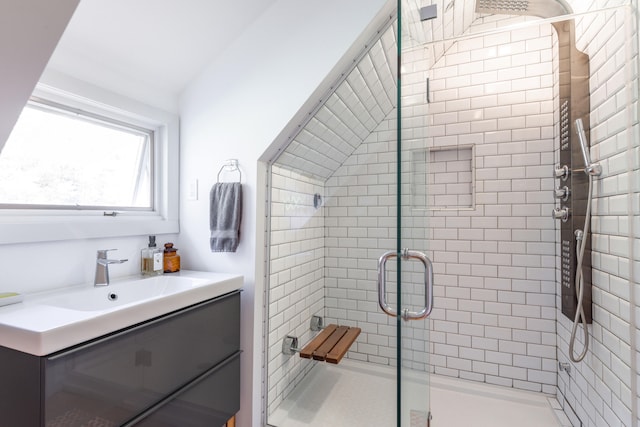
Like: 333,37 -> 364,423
574,118 -> 602,176
574,118 -> 591,167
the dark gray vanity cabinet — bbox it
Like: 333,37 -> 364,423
0,290 -> 240,426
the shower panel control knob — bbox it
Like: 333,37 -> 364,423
554,186 -> 570,201
552,207 -> 570,222
554,165 -> 569,181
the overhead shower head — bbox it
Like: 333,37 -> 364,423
475,0 -> 572,18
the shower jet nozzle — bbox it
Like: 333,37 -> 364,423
574,118 -> 602,177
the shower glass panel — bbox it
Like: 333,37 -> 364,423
397,1 -> 433,426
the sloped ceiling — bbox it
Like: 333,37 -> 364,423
46,0 -> 278,111
272,0 -> 477,181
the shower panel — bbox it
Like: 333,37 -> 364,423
552,19 -> 593,325
476,0 -> 593,324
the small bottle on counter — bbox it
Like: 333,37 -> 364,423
163,242 -> 181,273
141,235 -> 164,276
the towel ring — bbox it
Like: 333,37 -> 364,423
217,159 -> 242,183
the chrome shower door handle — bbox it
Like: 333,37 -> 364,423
377,251 -> 398,317
377,249 -> 434,321
403,250 -> 434,320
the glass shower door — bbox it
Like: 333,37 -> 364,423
390,1 -> 435,425
265,0 -> 436,425
377,244 -> 434,426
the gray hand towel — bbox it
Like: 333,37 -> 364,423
210,182 -> 242,252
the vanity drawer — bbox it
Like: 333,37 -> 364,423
131,351 -> 240,427
43,291 -> 240,426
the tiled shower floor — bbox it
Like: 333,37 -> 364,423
269,360 -> 572,427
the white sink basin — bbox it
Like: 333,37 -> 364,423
40,275 -> 214,312
0,270 -> 242,356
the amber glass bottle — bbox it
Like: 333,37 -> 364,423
163,243 -> 181,273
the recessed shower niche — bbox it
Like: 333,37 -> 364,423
411,145 -> 475,210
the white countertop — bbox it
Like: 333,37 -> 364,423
0,270 -> 242,356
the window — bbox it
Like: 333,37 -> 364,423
0,82 -> 179,244
0,98 -> 153,210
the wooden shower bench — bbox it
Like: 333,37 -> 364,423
299,324 -> 361,364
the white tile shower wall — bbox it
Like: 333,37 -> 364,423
324,114 -> 399,366
323,16 -> 560,394
554,4 -> 639,427
422,17 -> 558,393
267,5 -> 639,425
267,166 -> 326,415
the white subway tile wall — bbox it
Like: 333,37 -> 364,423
329,14 -> 561,394
555,2 -> 639,427
267,3 -> 638,426
267,166 -> 325,414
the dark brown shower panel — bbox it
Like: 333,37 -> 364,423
553,19 -> 593,323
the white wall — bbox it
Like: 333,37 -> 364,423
0,235 -> 178,293
178,0 -> 389,425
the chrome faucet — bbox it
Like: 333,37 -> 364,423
94,249 -> 128,286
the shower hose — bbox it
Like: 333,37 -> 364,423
568,175 -> 593,363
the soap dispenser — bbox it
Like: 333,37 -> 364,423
141,235 -> 164,276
